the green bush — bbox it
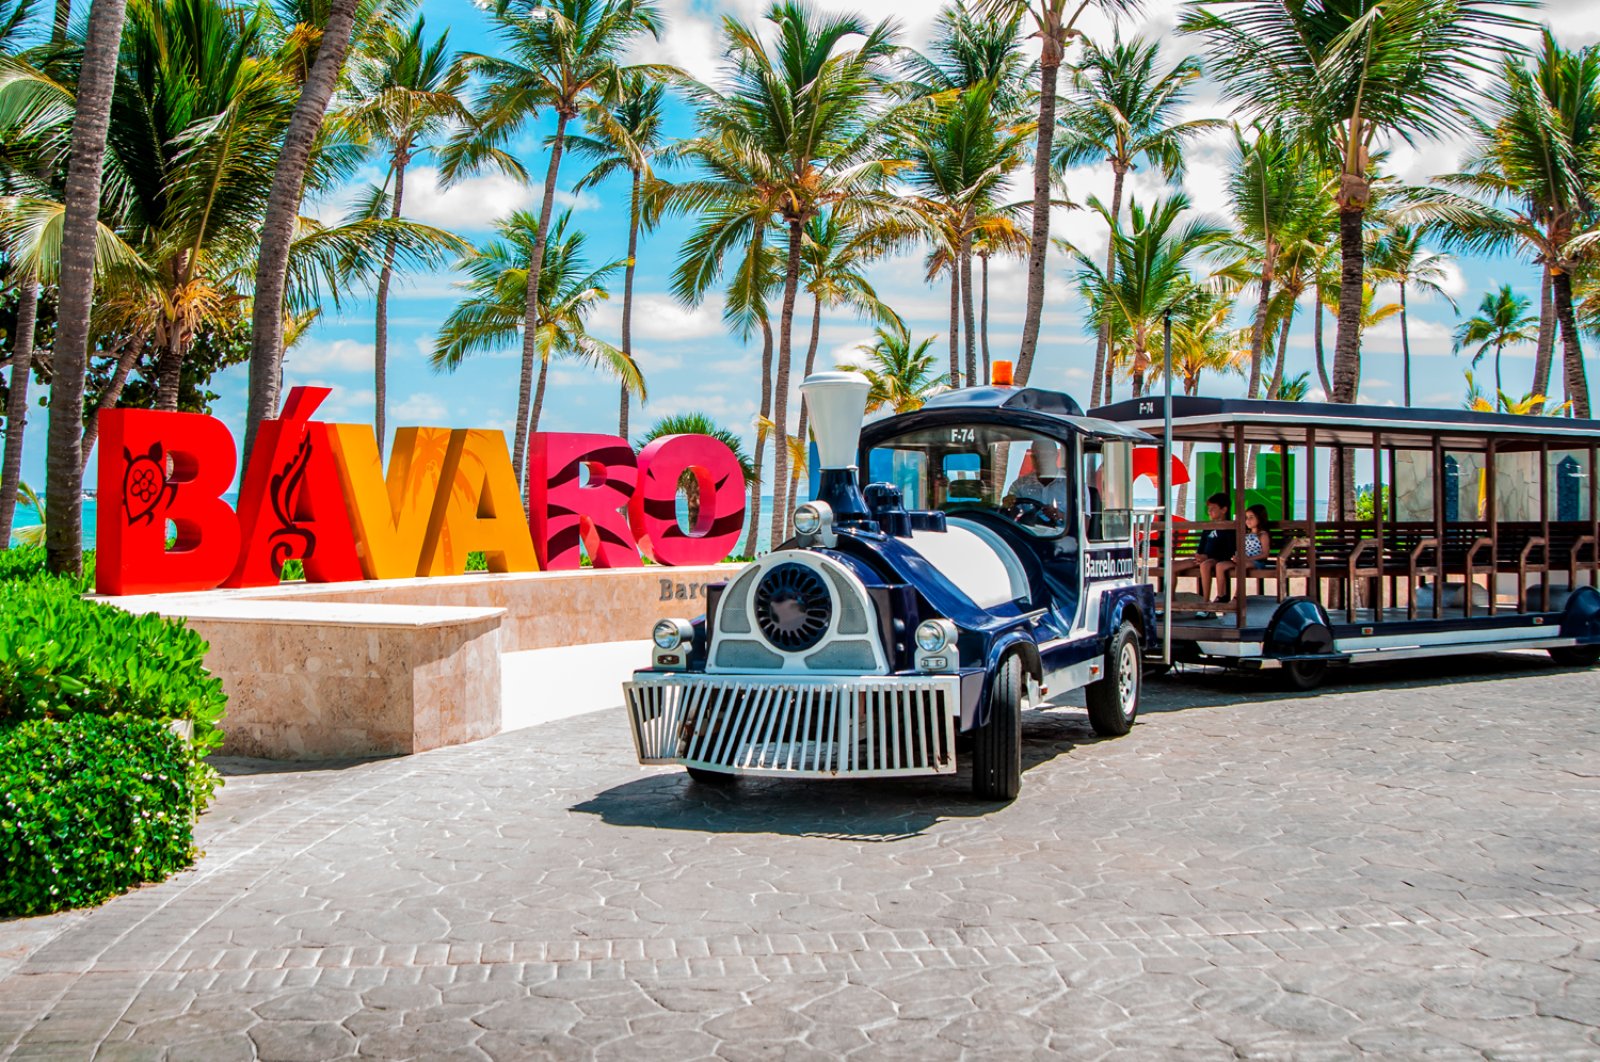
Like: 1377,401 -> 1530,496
0,544 -> 95,590
0,578 -> 227,752
0,714 -> 217,917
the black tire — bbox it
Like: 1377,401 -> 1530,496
1550,645 -> 1600,667
1086,624 -> 1141,737
971,655 -> 1023,801
686,766 -> 738,786
1282,658 -> 1329,691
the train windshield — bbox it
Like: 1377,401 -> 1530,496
868,425 -> 1072,537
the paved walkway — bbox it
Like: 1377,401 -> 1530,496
3,652 -> 1599,1060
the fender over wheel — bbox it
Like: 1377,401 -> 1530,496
971,655 -> 1023,801
1086,623 -> 1141,737
686,766 -> 738,786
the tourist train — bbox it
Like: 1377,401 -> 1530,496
624,368 -> 1600,799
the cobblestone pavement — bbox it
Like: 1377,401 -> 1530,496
4,653 -> 1600,1060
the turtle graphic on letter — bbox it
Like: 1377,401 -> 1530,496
122,442 -> 177,525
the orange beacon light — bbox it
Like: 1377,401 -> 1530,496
990,360 -> 1015,387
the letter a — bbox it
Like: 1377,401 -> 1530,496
419,429 -> 539,576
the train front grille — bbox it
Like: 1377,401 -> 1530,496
624,675 -> 961,778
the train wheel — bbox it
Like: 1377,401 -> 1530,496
686,766 -> 738,786
972,655 -> 1023,801
1549,645 -> 1600,668
1086,624 -> 1141,737
1282,658 -> 1329,691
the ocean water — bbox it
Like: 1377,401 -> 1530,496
6,497 -> 786,554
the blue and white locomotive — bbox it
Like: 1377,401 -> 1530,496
624,369 -> 1156,800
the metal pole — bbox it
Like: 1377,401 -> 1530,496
1162,311 -> 1174,666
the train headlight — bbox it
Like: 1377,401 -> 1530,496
793,501 -> 831,538
915,619 -> 954,654
653,618 -> 691,650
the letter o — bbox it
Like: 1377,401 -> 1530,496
630,435 -> 747,566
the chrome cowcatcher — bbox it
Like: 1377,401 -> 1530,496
625,673 -> 960,778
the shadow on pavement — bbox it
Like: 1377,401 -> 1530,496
570,707 -> 1110,841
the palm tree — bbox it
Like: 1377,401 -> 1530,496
1453,285 -> 1538,401
974,214 -> 1029,386
1463,369 -> 1567,415
44,0 -> 126,575
899,1 -> 1033,115
848,321 -> 946,415
343,16 -> 471,455
244,0 -> 367,462
1182,0 -> 1533,411
1054,31 -> 1219,406
674,3 -> 902,556
431,209 -> 644,442
1073,194 -> 1229,399
648,132 -> 782,558
1146,289 -> 1241,514
1219,120 -> 1323,400
783,209 -> 890,535
1370,224 -> 1455,406
444,0 -> 664,485
1424,32 -> 1599,417
635,411 -> 754,536
0,0 -> 43,547
567,69 -> 669,441
973,0 -> 1141,387
895,79 -> 1032,393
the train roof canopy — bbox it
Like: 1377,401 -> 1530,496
1092,395 -> 1600,451
870,385 -> 1150,442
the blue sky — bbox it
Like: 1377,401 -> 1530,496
14,0 -> 1600,491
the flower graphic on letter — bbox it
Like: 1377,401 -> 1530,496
122,442 -> 177,526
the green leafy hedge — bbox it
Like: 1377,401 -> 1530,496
0,578 -> 227,752
0,714 -> 217,917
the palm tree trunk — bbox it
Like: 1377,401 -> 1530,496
1268,307 -> 1292,399
0,275 -> 39,545
1553,269 -> 1590,418
979,251 -> 991,386
770,218 -> 803,546
1089,167 -> 1126,408
960,217 -> 977,391
740,311 -> 774,558
79,327 -> 150,469
45,0 -> 126,576
1532,267 -> 1555,400
373,150 -> 409,458
511,110 -> 571,485
786,292 -> 822,532
1014,42 -> 1062,387
1493,342 -> 1503,402
1399,280 -> 1412,406
618,168 -> 641,440
1314,287 -> 1331,396
1330,205 -> 1365,404
243,0 -> 360,464
154,334 -> 186,411
1247,245 -> 1275,399
528,354 -> 550,439
947,268 -> 959,389
1176,439 -> 1195,521
1104,341 -> 1115,404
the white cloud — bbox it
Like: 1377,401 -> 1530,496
554,187 -> 603,212
284,337 -> 374,374
403,166 -> 535,231
392,393 -> 450,422
593,293 -> 728,342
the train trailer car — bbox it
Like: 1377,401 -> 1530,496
624,369 -> 1158,800
1094,396 -> 1600,689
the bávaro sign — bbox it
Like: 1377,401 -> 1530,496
97,387 -> 746,596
